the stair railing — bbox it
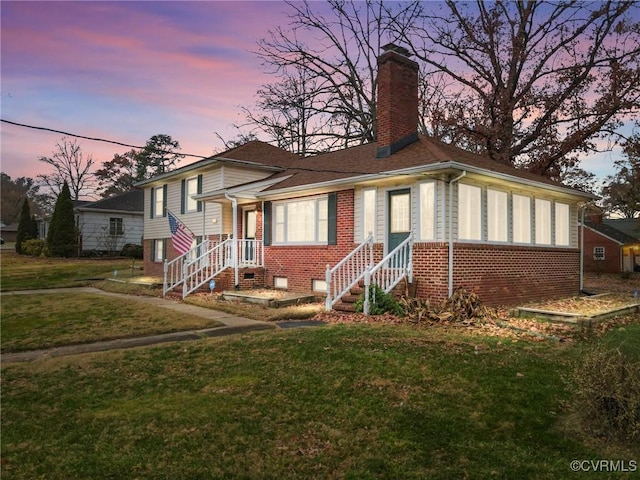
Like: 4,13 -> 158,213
182,237 -> 233,298
325,233 -> 374,311
363,234 -> 413,315
163,239 -> 210,297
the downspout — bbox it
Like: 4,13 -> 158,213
225,193 -> 239,288
448,171 -> 467,297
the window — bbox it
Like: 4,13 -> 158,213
152,185 -> 166,218
458,184 -> 482,240
153,239 -> 165,262
555,202 -> 570,246
274,276 -> 288,289
273,196 -> 328,244
183,176 -> 200,213
487,189 -> 508,242
312,279 -> 327,292
390,192 -> 410,233
535,199 -> 551,245
512,194 -> 531,243
419,182 -> 435,240
109,217 -> 124,236
593,246 -> 605,261
363,188 -> 376,239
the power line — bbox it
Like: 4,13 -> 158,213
1,117 -> 411,177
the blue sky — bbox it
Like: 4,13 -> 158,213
0,0 -> 633,189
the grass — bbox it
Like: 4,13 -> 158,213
2,324 -> 638,479
0,292 -> 223,352
0,251 -> 137,291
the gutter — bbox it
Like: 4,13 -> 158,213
448,170 -> 466,297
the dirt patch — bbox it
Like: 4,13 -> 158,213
523,293 -> 638,316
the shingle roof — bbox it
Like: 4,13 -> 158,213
585,221 -> 640,245
77,190 -> 143,213
260,135 -> 592,196
603,219 -> 640,241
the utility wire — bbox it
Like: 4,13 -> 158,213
1,117 -> 414,177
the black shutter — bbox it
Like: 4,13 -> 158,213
197,174 -> 203,212
180,179 -> 186,214
263,201 -> 272,246
328,192 -> 337,245
162,184 -> 168,217
150,188 -> 155,219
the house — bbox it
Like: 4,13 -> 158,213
581,213 -> 640,273
73,190 -> 144,254
138,44 -> 595,308
40,192 -> 144,255
0,223 -> 18,243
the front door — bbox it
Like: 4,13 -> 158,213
388,189 -> 411,255
243,209 -> 257,264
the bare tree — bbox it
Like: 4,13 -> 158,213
390,0 -> 640,178
244,0 -> 638,182
37,137 -> 96,200
601,133 -> 640,218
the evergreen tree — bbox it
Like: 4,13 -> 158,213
46,182 -> 78,257
15,198 -> 34,254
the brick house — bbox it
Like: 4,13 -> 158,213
580,213 -> 640,273
138,44 -> 595,308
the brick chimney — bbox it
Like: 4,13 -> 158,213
376,43 -> 419,158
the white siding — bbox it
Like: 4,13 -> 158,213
222,165 -> 273,188
78,211 -> 143,252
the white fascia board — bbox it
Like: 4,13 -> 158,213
194,175 -> 293,201
254,161 -> 595,201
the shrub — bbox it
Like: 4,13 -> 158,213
569,344 -> 640,442
21,239 -> 45,257
354,284 -> 404,316
121,243 -> 143,259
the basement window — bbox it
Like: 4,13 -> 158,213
312,279 -> 327,293
274,276 -> 288,289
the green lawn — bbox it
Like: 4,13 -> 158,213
0,251 -> 136,291
0,292 -> 223,352
2,324 -> 638,479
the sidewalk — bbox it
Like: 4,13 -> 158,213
1,287 -> 279,364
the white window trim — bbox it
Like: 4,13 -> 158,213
593,246 -> 605,260
554,202 -> 570,247
512,193 -> 532,244
534,198 -> 552,245
153,185 -> 165,218
153,239 -> 165,262
487,188 -> 508,243
272,195 -> 329,245
184,176 -> 199,214
418,181 -> 436,241
457,183 -> 483,241
362,187 -> 377,240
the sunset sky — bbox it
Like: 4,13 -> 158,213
0,0 -> 632,192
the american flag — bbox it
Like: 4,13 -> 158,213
168,211 -> 194,255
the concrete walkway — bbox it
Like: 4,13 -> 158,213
1,287 -> 279,364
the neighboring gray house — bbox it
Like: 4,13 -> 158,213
75,190 -> 144,254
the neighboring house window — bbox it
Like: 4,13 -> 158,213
109,217 -> 124,236
593,246 -> 605,260
273,196 -> 328,244
487,189 -> 508,242
458,183 -> 482,241
535,198 -> 551,245
555,202 -> 570,246
153,239 -> 165,262
512,194 -> 531,244
151,185 -> 166,218
182,175 -> 202,214
363,188 -> 377,239
419,182 -> 435,241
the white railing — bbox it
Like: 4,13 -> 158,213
363,234 -> 413,315
237,239 -> 263,268
182,238 -> 233,298
325,234 -> 374,311
163,239 -> 211,297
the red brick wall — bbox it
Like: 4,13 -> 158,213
264,190 -> 356,292
580,226 -> 621,273
411,243 -> 580,306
